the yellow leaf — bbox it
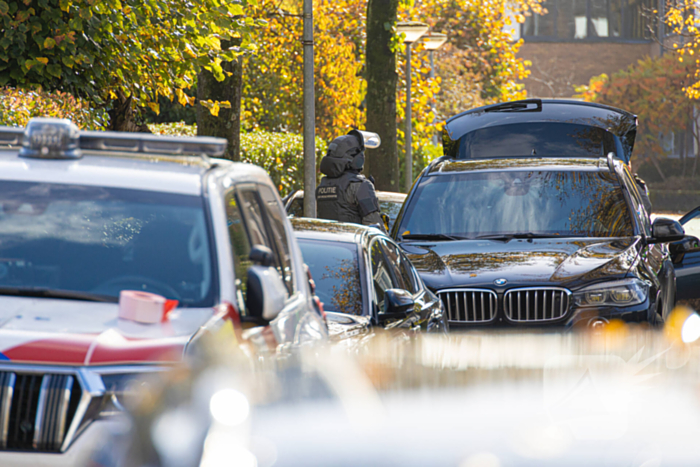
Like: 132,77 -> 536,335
148,102 -> 160,115
209,102 -> 220,117
175,88 -> 189,106
36,57 -> 48,65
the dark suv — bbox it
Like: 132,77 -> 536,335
392,100 -> 687,327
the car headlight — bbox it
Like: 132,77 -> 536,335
573,278 -> 649,307
99,371 -> 162,416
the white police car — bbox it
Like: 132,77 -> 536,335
0,118 -> 327,465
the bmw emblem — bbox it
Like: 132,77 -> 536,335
494,278 -> 507,286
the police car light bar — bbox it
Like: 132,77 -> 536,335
0,117 -> 227,159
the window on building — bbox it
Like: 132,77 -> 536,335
661,130 -> 696,159
523,0 -> 653,41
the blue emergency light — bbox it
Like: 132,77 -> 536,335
0,117 -> 228,158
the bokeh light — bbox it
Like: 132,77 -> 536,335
209,388 -> 250,427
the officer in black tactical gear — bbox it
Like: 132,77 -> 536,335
316,130 -> 383,228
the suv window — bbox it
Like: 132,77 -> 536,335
224,189 -> 253,314
237,188 -> 272,247
234,185 -> 294,298
383,240 -> 420,294
622,167 -> 651,236
259,186 -> 295,294
287,195 -> 303,217
370,240 -> 394,310
458,123 -> 617,159
399,170 -> 634,239
297,239 -> 362,315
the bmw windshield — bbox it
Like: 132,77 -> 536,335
0,181 -> 216,307
398,170 -> 634,239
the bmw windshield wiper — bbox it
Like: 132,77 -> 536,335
0,286 -> 117,303
475,233 -> 570,242
402,233 -> 467,241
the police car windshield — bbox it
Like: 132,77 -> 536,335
0,181 -> 216,307
399,170 -> 634,239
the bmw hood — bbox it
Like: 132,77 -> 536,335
401,237 -> 640,291
0,297 -> 214,365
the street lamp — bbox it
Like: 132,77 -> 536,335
302,0 -> 316,217
396,21 -> 429,193
422,33 -> 447,146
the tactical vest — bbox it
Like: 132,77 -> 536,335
316,172 -> 362,223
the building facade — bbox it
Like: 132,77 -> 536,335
516,0 -> 660,98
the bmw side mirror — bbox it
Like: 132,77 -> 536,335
670,235 -> 700,263
378,289 -> 415,323
649,217 -> 685,244
246,245 -> 285,322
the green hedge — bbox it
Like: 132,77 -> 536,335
150,122 -> 327,196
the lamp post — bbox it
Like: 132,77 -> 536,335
396,21 -> 429,193
302,0 -> 316,218
422,33 -> 447,146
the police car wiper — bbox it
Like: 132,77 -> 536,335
402,233 -> 467,241
475,233 -> 569,242
0,286 -> 117,302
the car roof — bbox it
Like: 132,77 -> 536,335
443,99 -> 637,159
291,217 -> 385,244
290,190 -> 405,202
376,191 -> 407,203
0,150 -> 269,195
427,156 -> 611,175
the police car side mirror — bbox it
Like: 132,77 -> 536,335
246,265 -> 286,322
378,289 -> 415,323
250,245 -> 274,267
246,245 -> 285,321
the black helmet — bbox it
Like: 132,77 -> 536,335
320,130 -> 366,177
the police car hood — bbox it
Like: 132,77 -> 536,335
0,297 -> 214,365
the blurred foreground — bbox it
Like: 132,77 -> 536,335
110,309 -> 700,467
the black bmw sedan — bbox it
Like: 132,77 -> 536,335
291,218 -> 447,333
393,156 -> 684,327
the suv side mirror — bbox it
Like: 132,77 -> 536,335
648,217 -> 685,244
670,235 -> 700,263
246,245 -> 285,322
378,289 -> 415,322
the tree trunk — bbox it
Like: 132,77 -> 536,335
365,0 -> 399,192
108,91 -> 151,132
196,43 -> 243,161
649,154 -> 667,182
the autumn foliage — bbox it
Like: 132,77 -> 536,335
0,87 -> 107,129
243,0 -> 541,152
664,0 -> 700,99
243,0 -> 365,141
0,0 -> 254,126
575,53 -> 698,177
